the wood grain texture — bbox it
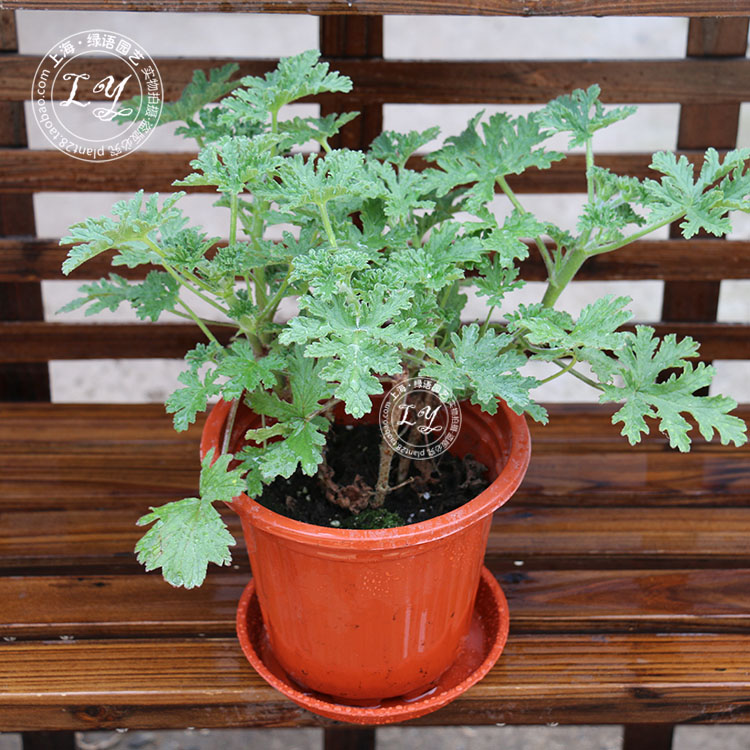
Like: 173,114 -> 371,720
1,404 -> 747,513
0,11 -> 49,402
5,55 -> 750,103
661,19 -> 748,369
1,0 -> 750,15
1,634 -> 749,729
1,320 -> 748,361
5,237 -> 750,283
3,568 -> 750,638
0,150 -> 733,194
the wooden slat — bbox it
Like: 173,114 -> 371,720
1,0 -> 750,16
2,503 -> 749,570
0,10 -> 49,401
661,20 -> 748,371
1,405 -> 748,511
0,634 -> 749,729
5,237 -> 750,283
5,55 -> 750,103
1,320 -> 748,361
3,567 -> 750,638
0,322 -> 234,360
0,150 -> 733,194
320,17 -> 383,150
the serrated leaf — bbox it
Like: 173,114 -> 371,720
58,274 -> 132,316
175,135 -> 280,195
166,367 -> 221,431
221,49 -> 351,126
369,126 -> 440,169
421,324 -> 544,420
277,111 -> 359,150
538,84 -> 636,148
599,326 -> 747,450
216,341 -> 281,400
509,296 -> 633,355
426,112 -> 564,214
116,63 -> 240,128
61,191 -> 186,275
135,496 -> 235,589
199,447 -> 246,503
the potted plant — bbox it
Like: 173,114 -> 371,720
60,51 -> 748,722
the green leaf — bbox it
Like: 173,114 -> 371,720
427,111 -> 564,213
277,112 -> 359,150
599,326 -> 747,450
538,84 -> 636,148
509,296 -> 633,355
175,135 -> 280,195
421,324 -> 545,421
389,223 -> 483,292
282,286 -> 419,418
369,126 -> 440,169
135,495 -> 235,589
216,341 -> 281,400
221,49 -> 352,125
61,191 -> 185,275
266,150 -> 375,209
116,63 -> 241,128
642,149 -> 750,239
198,447 -> 246,503
57,274 -> 132,316
129,271 -> 181,321
166,367 -> 221,431
367,160 -> 436,224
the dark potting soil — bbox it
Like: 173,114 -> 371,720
255,423 -> 490,529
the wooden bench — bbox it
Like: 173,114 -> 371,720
1,4 -> 750,750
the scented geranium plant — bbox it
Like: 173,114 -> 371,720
61,51 -> 748,588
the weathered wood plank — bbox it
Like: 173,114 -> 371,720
3,568 -> 750,638
0,150 -> 733,194
2,320 -> 748,361
0,634 -> 749,730
1,0 -> 750,16
1,404 -> 747,512
1,505 -> 749,570
661,18 -> 748,367
5,237 -> 750,283
5,55 -> 750,103
0,12 -> 49,401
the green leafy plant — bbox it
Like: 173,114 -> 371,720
61,51 -> 748,588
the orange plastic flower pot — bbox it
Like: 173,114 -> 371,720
201,397 -> 530,704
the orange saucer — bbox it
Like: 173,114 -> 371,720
235,567 -> 510,725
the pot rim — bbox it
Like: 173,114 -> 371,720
201,397 -> 531,551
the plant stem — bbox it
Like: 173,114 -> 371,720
479,305 -> 496,337
373,436 -> 395,508
169,310 -> 237,327
541,245 -> 587,308
317,201 -> 338,249
552,357 -> 605,391
496,175 -> 554,278
585,138 -> 595,204
229,193 -> 238,247
144,239 -> 230,316
221,395 -> 242,455
587,212 -> 684,256
258,266 -> 293,323
539,354 -> 577,384
175,295 -> 220,345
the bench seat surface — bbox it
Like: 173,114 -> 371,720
0,402 -> 748,730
